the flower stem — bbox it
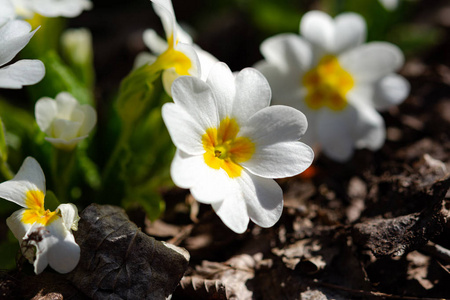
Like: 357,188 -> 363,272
0,161 -> 13,180
52,148 -> 76,203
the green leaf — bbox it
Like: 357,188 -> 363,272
0,118 -> 7,163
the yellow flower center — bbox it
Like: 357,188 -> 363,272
153,35 -> 192,76
202,118 -> 255,178
21,190 -> 58,226
302,55 -> 354,111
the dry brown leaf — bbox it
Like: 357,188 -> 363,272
67,204 -> 189,299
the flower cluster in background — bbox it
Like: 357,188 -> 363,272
0,0 -> 430,275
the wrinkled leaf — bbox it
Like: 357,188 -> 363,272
67,204 -> 189,299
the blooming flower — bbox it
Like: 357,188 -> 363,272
0,157 -> 80,274
256,11 -> 410,162
379,0 -> 399,11
162,62 -> 314,233
135,0 -> 218,95
0,0 -> 92,19
0,18 -> 45,89
35,92 -> 97,150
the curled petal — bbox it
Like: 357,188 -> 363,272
0,59 -> 45,89
373,74 -> 410,111
0,19 -> 37,67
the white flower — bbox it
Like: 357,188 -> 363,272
35,92 -> 97,150
0,19 -> 45,89
162,62 -> 314,233
1,0 -> 92,19
379,0 -> 399,11
135,0 -> 218,95
0,157 -> 80,274
256,11 -> 410,162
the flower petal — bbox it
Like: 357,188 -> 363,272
194,45 -> 218,81
55,92 -> 79,119
238,172 -> 283,228
151,0 -> 176,45
30,0 -> 92,18
333,12 -> 367,53
170,150 -> 233,203
211,191 -> 249,234
260,33 -> 313,74
143,28 -> 168,55
6,208 -> 33,244
373,74 -> 410,111
300,11 -> 334,52
206,62 -> 235,120
44,136 -> 87,150
0,157 -> 46,207
339,42 -> 404,83
0,59 -> 45,89
34,217 -> 80,274
162,103 -> 205,155
171,75 -> 219,130
57,203 -> 80,231
352,103 -> 386,151
78,104 -> 97,136
133,52 -> 158,69
232,68 -> 271,123
0,0 -> 15,20
35,97 -> 56,134
0,19 -> 37,67
317,108 -> 358,162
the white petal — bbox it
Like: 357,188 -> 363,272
317,108 -> 357,162
0,157 -> 45,207
352,103 -> 386,151
333,12 -> 367,53
57,203 -> 80,231
300,11 -> 334,52
30,0 -> 92,18
142,28 -> 168,55
212,191 -> 249,234
170,150 -> 234,203
0,59 -> 45,89
51,118 -> 82,140
379,0 -> 399,11
6,208 -> 33,244
0,19 -> 36,67
232,68 -> 271,124
152,0 -> 176,45
260,33 -> 313,74
44,136 -> 87,150
238,172 -> 283,228
373,74 -> 410,111
78,104 -> 97,136
194,45 -> 218,81
0,0 -> 15,20
243,141 -> 314,178
339,42 -> 405,83
205,62 -> 235,120
241,105 -> 308,144
133,52 -> 157,69
171,75 -> 219,130
35,218 -> 80,274
162,103 -> 205,155
55,92 -> 79,119
35,97 -> 57,134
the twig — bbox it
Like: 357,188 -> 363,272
421,242 -> 450,264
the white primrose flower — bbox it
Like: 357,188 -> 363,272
135,0 -> 218,95
379,0 -> 399,11
0,157 -> 80,274
35,92 -> 97,150
162,62 -> 314,233
0,18 -> 45,89
256,11 -> 410,162
0,0 -> 92,19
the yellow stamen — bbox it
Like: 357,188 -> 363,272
151,35 -> 192,76
21,190 -> 58,225
202,118 -> 255,178
302,55 -> 354,111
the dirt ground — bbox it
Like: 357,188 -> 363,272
1,0 -> 450,299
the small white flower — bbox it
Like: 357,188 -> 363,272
256,11 -> 410,162
0,157 -> 80,274
1,0 -> 92,19
35,92 -> 97,150
162,62 -> 314,233
379,0 -> 399,11
0,19 -> 45,89
135,0 -> 218,95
